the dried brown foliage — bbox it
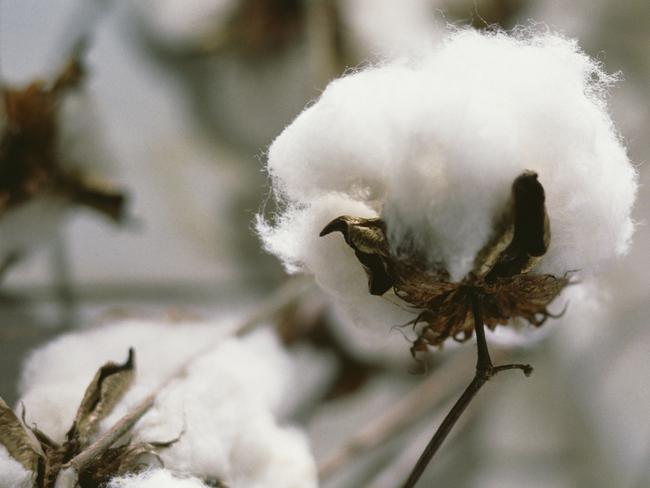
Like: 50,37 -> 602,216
0,349 -> 179,487
0,49 -> 127,222
321,171 -> 570,356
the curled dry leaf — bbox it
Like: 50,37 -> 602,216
0,45 -> 128,222
0,397 -> 44,480
321,171 -> 570,355
77,438 -> 181,488
68,348 -> 136,449
0,349 -> 180,487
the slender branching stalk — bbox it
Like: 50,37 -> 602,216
318,349 -> 473,480
400,289 -> 533,488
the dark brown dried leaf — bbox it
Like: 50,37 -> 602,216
473,171 -> 550,279
481,274 -> 570,328
0,49 -> 128,223
67,348 -> 135,448
320,215 -> 394,295
320,171 -> 568,352
0,397 -> 43,475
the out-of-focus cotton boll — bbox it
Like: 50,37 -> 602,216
486,279 -> 602,348
58,86 -> 118,179
257,194 -> 414,330
259,28 -> 637,329
129,0 -> 239,51
18,319 -> 318,488
107,469 -> 210,488
339,0 -> 444,61
0,197 -> 68,267
0,445 -> 32,488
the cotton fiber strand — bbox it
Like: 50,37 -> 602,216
18,319 -> 317,488
258,28 -> 637,333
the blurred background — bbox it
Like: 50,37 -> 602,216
0,1 -> 648,487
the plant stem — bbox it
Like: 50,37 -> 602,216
318,349 -> 473,480
400,290 -> 533,488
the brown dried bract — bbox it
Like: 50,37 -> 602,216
68,349 -> 136,449
0,397 -> 44,477
0,349 -> 181,488
320,171 -> 570,355
0,48 -> 127,222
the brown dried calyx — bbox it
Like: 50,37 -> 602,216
320,171 -> 570,356
0,46 -> 128,223
0,349 -> 178,488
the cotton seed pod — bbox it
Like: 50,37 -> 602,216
257,28 -> 638,350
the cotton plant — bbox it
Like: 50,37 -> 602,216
107,469 -> 219,488
0,319 -> 317,488
258,28 -> 637,485
0,45 -> 128,282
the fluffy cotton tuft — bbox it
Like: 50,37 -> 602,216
258,28 -> 637,330
18,319 -> 317,488
130,0 -> 239,50
108,469 -> 210,488
0,445 -> 33,488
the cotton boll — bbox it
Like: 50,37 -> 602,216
229,417 -> 316,488
339,0 -> 444,61
18,319 -> 234,441
260,28 -> 637,334
0,196 -> 69,269
18,319 -> 318,487
485,279 -> 601,348
259,193 -> 414,330
108,469 -> 210,488
267,63 -> 423,204
124,329 -> 312,483
57,86 -> 118,179
0,445 -> 33,488
129,0 -> 239,51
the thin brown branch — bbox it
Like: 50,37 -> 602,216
318,349 -> 473,480
53,277 -> 312,488
400,289 -> 532,488
361,400 -> 477,488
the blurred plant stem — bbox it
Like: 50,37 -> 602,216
318,348 -> 473,481
401,290 -> 533,488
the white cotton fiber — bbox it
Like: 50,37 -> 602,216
0,444 -> 33,488
107,469 -> 209,488
339,0 -> 444,61
259,28 -> 637,330
17,319 -> 317,488
130,0 -> 239,50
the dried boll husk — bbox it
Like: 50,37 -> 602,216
0,350 -> 158,488
258,29 -> 638,351
321,171 -> 570,355
17,321 -> 318,488
0,47 -> 128,280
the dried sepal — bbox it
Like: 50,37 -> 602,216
320,216 -> 394,295
0,349 -> 187,487
77,433 -> 185,488
0,47 -> 128,222
68,348 -> 135,448
0,397 -> 44,475
320,171 -> 569,353
480,274 -> 570,328
472,171 -> 549,279
77,442 -> 158,488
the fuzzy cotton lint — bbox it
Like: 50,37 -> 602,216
257,29 -> 637,345
11,319 -> 317,488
